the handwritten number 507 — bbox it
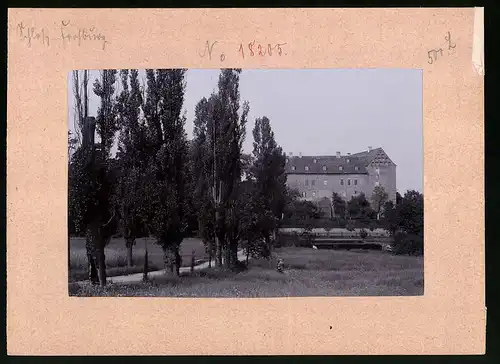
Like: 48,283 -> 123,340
428,49 -> 443,64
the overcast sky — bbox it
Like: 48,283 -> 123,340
68,69 -> 423,193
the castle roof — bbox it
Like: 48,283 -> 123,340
285,147 -> 395,175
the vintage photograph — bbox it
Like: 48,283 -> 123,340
68,68 -> 423,297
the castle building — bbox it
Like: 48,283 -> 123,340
284,147 -> 397,216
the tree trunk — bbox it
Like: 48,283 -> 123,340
162,245 -> 172,274
223,242 -> 231,269
215,220 -> 222,268
271,229 -> 277,248
86,227 -> 99,284
126,240 -> 134,267
229,240 -> 238,268
246,246 -> 250,265
87,252 -> 99,285
190,250 -> 195,273
264,234 -> 272,256
96,241 -> 106,287
83,70 -> 89,119
143,251 -> 149,282
217,241 -> 223,267
163,244 -> 181,276
208,240 -> 212,268
68,236 -> 71,278
175,249 -> 181,276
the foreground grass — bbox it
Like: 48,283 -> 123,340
69,247 -> 423,297
68,237 -> 207,282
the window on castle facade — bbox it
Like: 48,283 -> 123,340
347,179 -> 351,186
354,179 -> 358,185
354,166 -> 359,171
322,165 -> 327,171
340,179 -> 344,185
339,166 -> 343,171
305,179 -> 309,186
323,180 -> 327,186
302,191 -> 306,198
375,181 -> 380,187
291,166 -> 296,171
305,166 -> 309,171
312,191 -> 316,197
311,180 -> 315,186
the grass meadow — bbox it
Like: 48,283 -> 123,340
69,247 -> 424,297
68,237 -> 208,282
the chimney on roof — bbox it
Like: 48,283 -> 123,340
368,146 -> 372,152
336,151 -> 341,158
299,152 -> 302,158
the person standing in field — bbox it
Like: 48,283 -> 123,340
277,258 -> 284,273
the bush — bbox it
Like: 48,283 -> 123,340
392,233 -> 423,256
301,225 -> 314,246
232,259 -> 248,272
249,239 -> 272,259
359,228 -> 368,239
346,221 -> 355,232
276,234 -> 312,248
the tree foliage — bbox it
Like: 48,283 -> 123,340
331,192 -> 347,219
93,70 -> 120,157
382,190 -> 424,256
396,191 -> 403,205
397,190 -> 424,236
347,193 -> 376,220
283,192 -> 322,224
142,69 -> 189,275
371,185 -> 389,220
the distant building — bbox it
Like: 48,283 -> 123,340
284,147 -> 396,217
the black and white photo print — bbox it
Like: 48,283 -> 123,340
68,68 -> 423,297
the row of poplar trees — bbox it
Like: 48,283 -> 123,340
68,68 -> 288,286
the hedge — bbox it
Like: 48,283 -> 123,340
280,218 -> 384,230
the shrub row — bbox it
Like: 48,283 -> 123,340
275,235 -> 313,248
280,218 -> 384,230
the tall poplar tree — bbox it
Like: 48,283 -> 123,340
80,69 -> 120,286
250,116 -> 287,253
143,69 -> 189,276
114,69 -> 145,267
192,97 -> 216,265
210,69 -> 249,268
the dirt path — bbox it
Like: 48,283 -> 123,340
76,250 -> 248,285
